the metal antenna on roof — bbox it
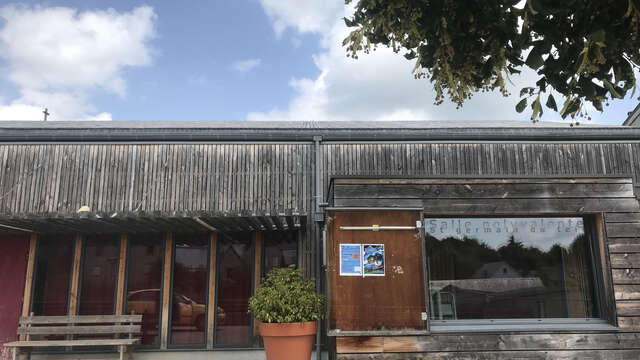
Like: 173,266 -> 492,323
43,108 -> 49,121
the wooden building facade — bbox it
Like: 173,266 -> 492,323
0,121 -> 639,359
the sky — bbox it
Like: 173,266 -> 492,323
0,1 -> 637,124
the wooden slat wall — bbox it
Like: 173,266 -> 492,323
330,177 -> 640,359
323,143 -> 636,196
0,144 -> 313,217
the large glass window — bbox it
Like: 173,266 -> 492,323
78,235 -> 120,315
31,236 -> 74,315
125,234 -> 164,346
426,217 -> 600,322
215,233 -> 253,347
170,234 -> 209,346
262,232 -> 298,276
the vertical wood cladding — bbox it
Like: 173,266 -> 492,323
0,144 -> 313,217
323,143 -> 636,192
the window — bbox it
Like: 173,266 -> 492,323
125,234 -> 164,346
215,232 -> 252,347
426,217 -> 602,327
78,235 -> 120,315
170,234 -> 209,347
31,235 -> 74,315
262,231 -> 298,276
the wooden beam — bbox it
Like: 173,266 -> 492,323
160,233 -> 172,349
114,235 -> 128,315
253,232 -> 263,343
68,234 -> 83,316
206,233 -> 217,349
21,234 -> 37,317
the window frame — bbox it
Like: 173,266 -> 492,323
167,233 -> 211,349
423,214 -> 616,333
122,233 -> 166,349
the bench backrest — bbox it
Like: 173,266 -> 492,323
18,315 -> 142,339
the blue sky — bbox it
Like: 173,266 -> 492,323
0,1 -> 637,124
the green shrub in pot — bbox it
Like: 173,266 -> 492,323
248,265 -> 324,323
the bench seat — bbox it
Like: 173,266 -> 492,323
5,338 -> 139,347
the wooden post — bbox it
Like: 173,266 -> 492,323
19,234 -> 37,341
68,234 -> 83,315
253,232 -> 263,342
21,234 -> 37,317
206,233 -> 217,349
115,235 -> 128,315
160,233 -> 173,349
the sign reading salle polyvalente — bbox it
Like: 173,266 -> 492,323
426,217 -> 584,237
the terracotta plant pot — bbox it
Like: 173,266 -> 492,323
259,321 -> 317,360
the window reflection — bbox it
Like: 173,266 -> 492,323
426,217 -> 599,320
170,234 -> 209,346
215,233 -> 252,346
125,234 -> 164,346
263,232 -> 298,276
79,235 -> 120,315
31,235 -> 74,315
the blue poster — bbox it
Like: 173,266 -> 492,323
363,244 -> 385,276
340,244 -> 362,276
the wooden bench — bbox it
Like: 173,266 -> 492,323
3,314 -> 142,360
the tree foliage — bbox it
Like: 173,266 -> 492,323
343,0 -> 640,121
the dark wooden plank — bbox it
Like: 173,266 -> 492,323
611,253 -> 640,269
609,238 -> 640,253
618,316 -> 640,331
337,350 -> 640,360
605,213 -> 640,223
617,301 -> 640,316
336,333 -> 640,353
612,269 -> 640,284
335,198 -> 640,213
334,183 -> 635,199
606,222 -> 640,238
615,285 -> 640,300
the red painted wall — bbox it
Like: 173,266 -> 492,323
0,235 -> 29,360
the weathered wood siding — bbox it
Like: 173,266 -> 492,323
323,143 -> 637,195
0,144 -> 313,217
330,177 -> 640,359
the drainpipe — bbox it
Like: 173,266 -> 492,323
313,136 -> 323,360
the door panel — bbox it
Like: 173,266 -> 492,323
328,210 -> 426,332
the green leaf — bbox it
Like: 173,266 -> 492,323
525,50 -> 544,70
588,30 -> 606,43
603,79 -> 622,99
545,94 -> 558,111
593,100 -> 603,112
516,98 -> 528,113
527,0 -> 539,15
531,95 -> 542,120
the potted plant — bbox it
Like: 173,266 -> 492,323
248,265 -> 324,360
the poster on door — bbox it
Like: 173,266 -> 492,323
362,244 -> 385,276
340,244 -> 362,276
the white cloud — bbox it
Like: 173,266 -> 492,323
232,58 -> 262,73
0,5 -> 156,120
250,1 -> 630,124
257,0 -> 342,37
